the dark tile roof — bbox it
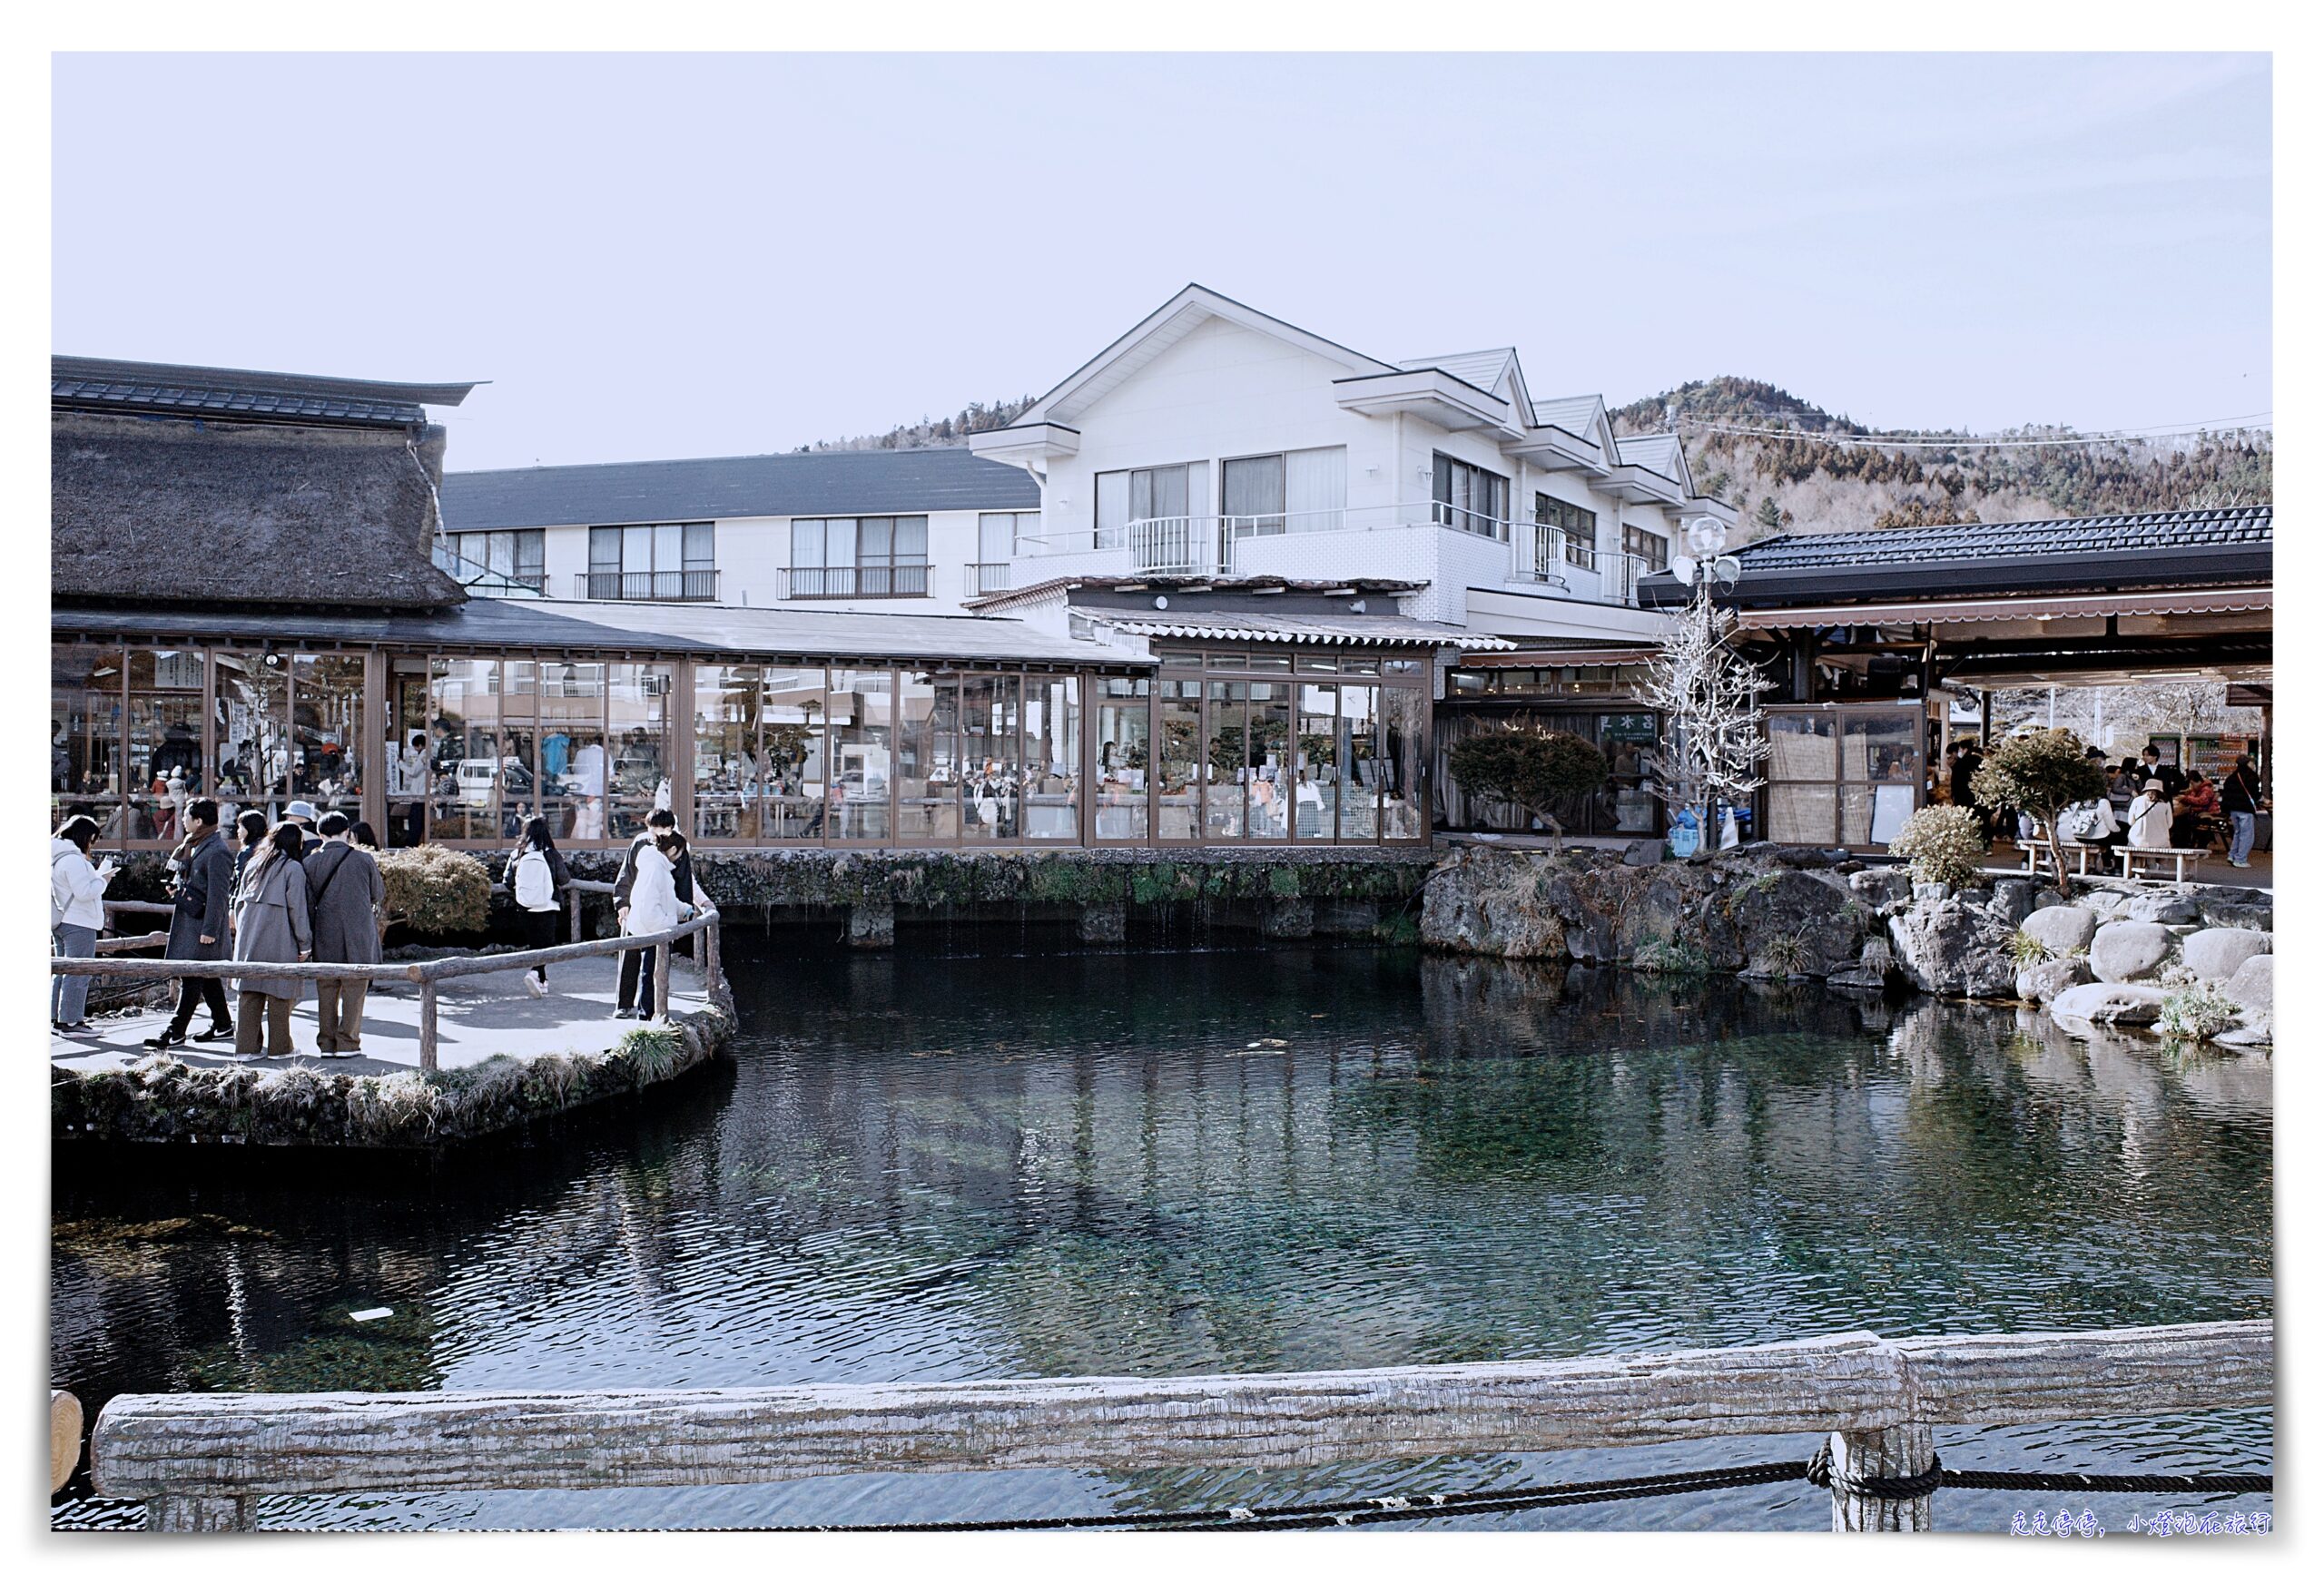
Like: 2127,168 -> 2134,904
52,411 -> 467,611
52,356 -> 475,429
1733,506 -> 2271,572
1640,506 -> 2274,610
53,597 -> 1153,670
442,447 -> 1043,530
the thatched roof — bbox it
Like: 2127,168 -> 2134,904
52,411 -> 468,610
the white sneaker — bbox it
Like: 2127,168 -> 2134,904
526,976 -> 548,998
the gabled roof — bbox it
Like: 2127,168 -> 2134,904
1613,431 -> 1690,488
1013,284 -> 1394,426
1734,506 -> 2271,573
1399,349 -> 1518,396
1525,394 -> 1614,462
53,355 -> 477,429
442,447 -> 1040,531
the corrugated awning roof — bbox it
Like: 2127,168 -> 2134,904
1736,585 -> 2273,631
1095,611 -> 1516,650
1462,645 -> 1659,667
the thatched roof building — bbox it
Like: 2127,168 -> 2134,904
51,357 -> 479,611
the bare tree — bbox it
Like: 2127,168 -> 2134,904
1641,577 -> 1771,851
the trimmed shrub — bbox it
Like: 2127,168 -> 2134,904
378,845 -> 491,937
1888,805 -> 1988,889
1971,729 -> 2109,880
1447,730 -> 1609,844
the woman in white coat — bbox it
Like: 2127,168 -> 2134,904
2125,779 -> 2174,850
52,814 -> 117,1030
615,830 -> 691,1020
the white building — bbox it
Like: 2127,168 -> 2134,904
438,448 -> 1044,615
967,284 -> 1732,644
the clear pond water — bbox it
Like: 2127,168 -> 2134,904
52,936 -> 2273,1531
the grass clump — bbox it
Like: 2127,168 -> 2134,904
2156,986 -> 2240,1041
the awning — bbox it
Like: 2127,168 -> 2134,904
1461,645 -> 1659,668
1096,611 -> 1517,650
1736,585 -> 2272,632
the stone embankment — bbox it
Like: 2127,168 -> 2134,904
1419,843 -> 2271,1047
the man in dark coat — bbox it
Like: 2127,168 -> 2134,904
303,811 -> 386,1057
2140,745 -> 2187,801
613,808 -> 697,1005
146,798 -> 235,1049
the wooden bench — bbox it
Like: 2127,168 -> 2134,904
2007,841 -> 2111,878
2121,846 -> 2211,884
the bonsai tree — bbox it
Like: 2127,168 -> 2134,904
1970,728 -> 2110,882
1447,729 -> 1608,850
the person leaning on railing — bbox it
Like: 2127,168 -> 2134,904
230,822 -> 313,1060
615,827 -> 694,1021
50,814 -> 117,1034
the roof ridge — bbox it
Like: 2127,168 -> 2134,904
447,446 -> 995,479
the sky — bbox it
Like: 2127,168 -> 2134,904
51,53 -> 2271,472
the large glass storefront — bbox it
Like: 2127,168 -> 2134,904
53,639 -> 1423,849
1763,703 -> 1931,848
52,644 -> 367,842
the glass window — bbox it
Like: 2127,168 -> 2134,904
497,660 -> 541,841
125,648 -> 207,842
1536,494 -> 1599,569
1432,453 -> 1509,539
426,657 -> 500,841
1025,675 -> 1079,841
1156,679 -> 1202,841
1203,680 -> 1246,841
895,670 -> 955,842
828,668 -> 892,841
541,661 -> 610,841
52,644 -> 125,836
1340,683 -> 1384,841
213,651 -> 290,825
1224,454 -> 1287,535
1623,524 -> 1669,571
606,664 -> 674,838
1382,686 -> 1428,838
290,653 -> 365,831
589,526 -> 622,575
763,668 -> 828,841
791,517 -> 928,597
1286,446 -> 1347,532
1245,681 -> 1291,841
694,664 -> 759,842
960,673 -> 1020,842
1094,677 -> 1149,840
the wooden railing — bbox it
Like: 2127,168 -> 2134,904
79,1319 -> 2270,1532
51,900 -> 722,1073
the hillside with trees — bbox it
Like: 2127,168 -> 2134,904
1609,377 -> 2271,540
798,396 -> 1038,453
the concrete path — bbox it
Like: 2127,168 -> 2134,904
49,952 -> 713,1078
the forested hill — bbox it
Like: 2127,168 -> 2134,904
1610,377 -> 2272,539
795,397 -> 1038,453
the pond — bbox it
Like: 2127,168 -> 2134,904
52,937 -> 2274,1531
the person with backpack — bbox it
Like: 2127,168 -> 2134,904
51,814 -> 117,1032
303,811 -> 385,1057
615,829 -> 693,1020
505,816 -> 570,998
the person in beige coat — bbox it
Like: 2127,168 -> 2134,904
231,823 -> 312,1058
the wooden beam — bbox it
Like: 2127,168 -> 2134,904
1892,1320 -> 2272,1426
52,1390 -> 82,1494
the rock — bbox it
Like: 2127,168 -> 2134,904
2016,957 -> 2093,1007
2223,952 -> 2272,1018
2052,980 -> 2171,1029
2198,889 -> 2274,931
2121,891 -> 2200,925
1622,839 -> 1665,867
1719,868 -> 1868,979
1955,887 -> 1993,910
1420,850 -> 1569,959
1990,879 -> 2037,926
2020,904 -> 2099,957
2089,920 -> 2174,983
2034,888 -> 2066,911
1887,902 -> 2020,998
1913,883 -> 1951,907
2214,1024 -> 2272,1048
2181,928 -> 2270,983
1849,867 -> 1915,909
1767,846 -> 1841,869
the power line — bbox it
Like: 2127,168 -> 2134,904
1675,413 -> 2272,450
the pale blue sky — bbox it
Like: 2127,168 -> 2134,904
52,53 -> 2270,471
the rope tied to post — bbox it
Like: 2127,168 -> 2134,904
1805,1441 -> 1947,1502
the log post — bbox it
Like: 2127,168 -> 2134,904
418,981 -> 438,1073
1826,1423 -> 1935,1532
52,1390 -> 82,1494
147,1493 -> 257,1531
703,915 -> 721,997
566,884 -> 581,945
653,939 -> 672,1020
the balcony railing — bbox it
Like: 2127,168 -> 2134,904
965,562 -> 1013,597
781,563 -> 931,600
573,569 -> 721,603
1013,503 -> 1657,605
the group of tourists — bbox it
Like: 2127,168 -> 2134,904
2057,746 -> 2267,869
55,791 -> 707,1051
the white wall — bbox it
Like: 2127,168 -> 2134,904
538,508 -> 1002,615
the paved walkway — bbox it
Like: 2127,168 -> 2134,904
49,951 -> 714,1078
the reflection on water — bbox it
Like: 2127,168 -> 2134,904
52,939 -> 2273,1531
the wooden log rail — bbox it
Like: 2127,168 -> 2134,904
84,1319 -> 2270,1533
51,907 -> 721,1073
